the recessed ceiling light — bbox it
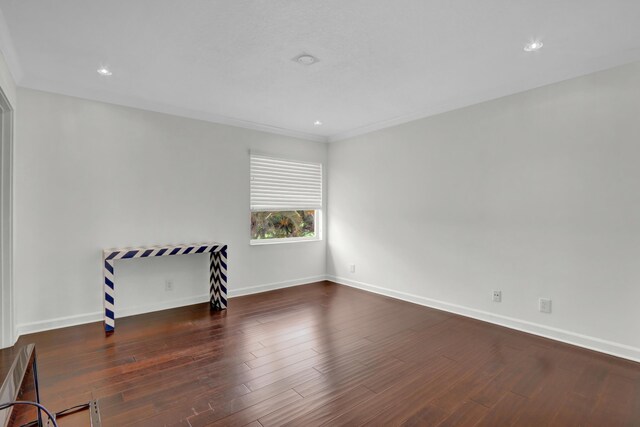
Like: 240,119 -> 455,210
524,41 -> 543,52
314,120 -> 322,126
296,54 -> 317,65
97,66 -> 113,76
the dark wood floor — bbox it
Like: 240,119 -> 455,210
2,281 -> 639,426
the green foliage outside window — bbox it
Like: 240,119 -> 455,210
251,210 -> 315,240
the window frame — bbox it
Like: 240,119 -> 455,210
249,153 -> 323,245
250,209 -> 322,245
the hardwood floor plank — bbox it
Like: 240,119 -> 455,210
188,389 -> 302,427
586,373 -> 637,427
259,384 -> 374,426
323,356 -> 458,426
435,400 -> 488,427
510,366 -> 580,426
280,385 -> 375,427
400,404 -> 449,426
548,392 -> 597,427
0,281 -> 637,426
474,391 -> 528,427
574,363 -> 609,399
243,366 -> 323,396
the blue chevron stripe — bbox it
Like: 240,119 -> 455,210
106,251 -> 120,260
105,261 -> 114,274
105,308 -> 114,319
124,250 -> 139,259
142,249 -> 154,257
105,293 -> 114,304
105,277 -> 114,288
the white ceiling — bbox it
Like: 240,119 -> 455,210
1,1 -> 640,142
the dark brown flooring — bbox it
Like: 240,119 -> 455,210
1,281 -> 639,426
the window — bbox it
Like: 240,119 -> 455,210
250,154 -> 322,244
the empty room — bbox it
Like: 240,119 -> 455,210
1,1 -> 639,426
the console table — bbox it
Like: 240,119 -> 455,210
102,242 -> 227,332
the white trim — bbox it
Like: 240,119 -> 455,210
229,275 -> 325,297
117,294 -> 212,319
327,54 -> 640,143
327,275 -> 640,364
16,311 -> 104,337
13,274 -> 639,364
250,236 -> 321,246
13,275 -> 326,338
20,77 -> 328,143
0,85 -> 14,349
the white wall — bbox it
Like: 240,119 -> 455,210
14,88 -> 327,334
327,61 -> 640,361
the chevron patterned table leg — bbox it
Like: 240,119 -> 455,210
103,257 -> 116,332
209,251 -> 221,309
219,246 -> 228,309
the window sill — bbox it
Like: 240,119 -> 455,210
250,237 -> 322,246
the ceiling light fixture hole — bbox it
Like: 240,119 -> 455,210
295,54 -> 318,65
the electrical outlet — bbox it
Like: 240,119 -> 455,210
539,298 -> 552,313
165,279 -> 174,291
349,264 -> 356,273
492,290 -> 502,302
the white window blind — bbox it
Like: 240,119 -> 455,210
250,154 -> 322,211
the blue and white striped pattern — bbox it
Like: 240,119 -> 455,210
103,242 -> 228,332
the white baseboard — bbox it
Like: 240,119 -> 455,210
229,275 -> 326,297
16,311 -> 103,337
19,274 -> 636,364
14,275 -> 326,339
117,294 -> 211,319
327,275 -> 640,364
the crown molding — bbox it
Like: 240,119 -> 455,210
326,79 -> 570,143
20,76 -> 329,143
328,52 -> 640,143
